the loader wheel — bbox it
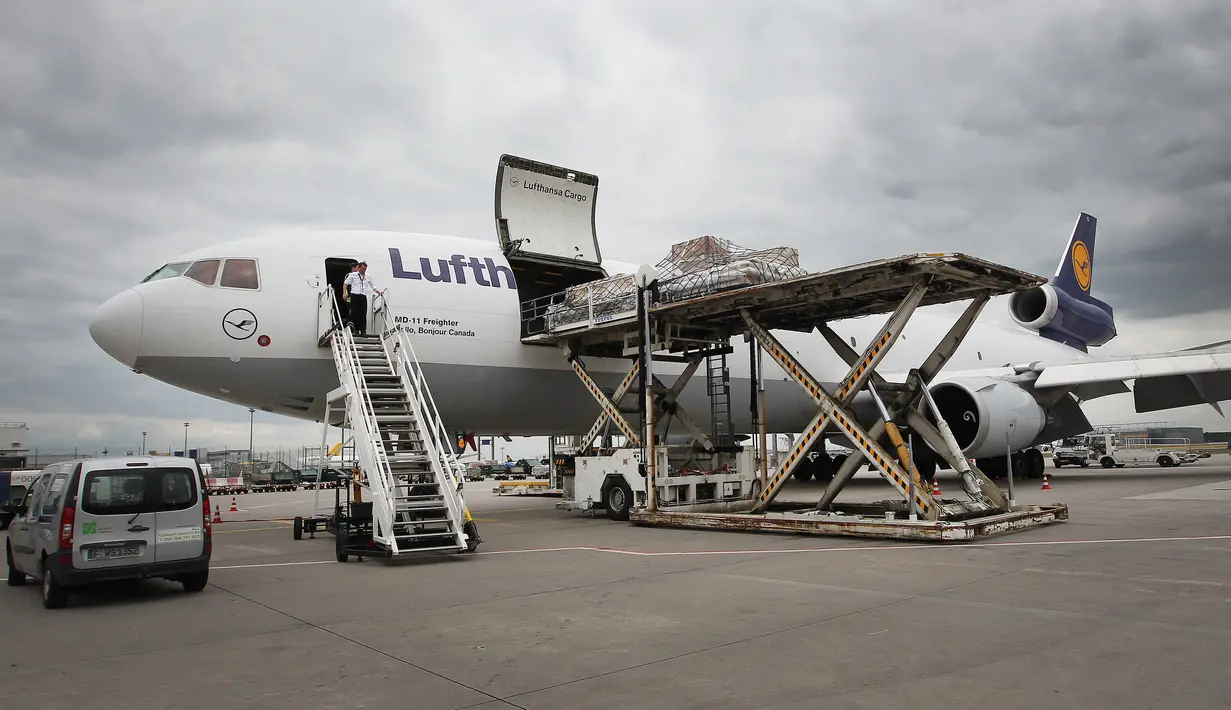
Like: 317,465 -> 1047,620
604,478 -> 633,522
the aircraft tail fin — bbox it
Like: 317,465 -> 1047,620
1052,212 -> 1097,300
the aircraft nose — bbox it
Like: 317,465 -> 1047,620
89,289 -> 144,367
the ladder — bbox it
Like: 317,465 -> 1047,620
324,288 -> 479,556
706,353 -> 733,449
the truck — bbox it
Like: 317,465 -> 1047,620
1086,433 -> 1187,468
299,466 -> 348,490
1051,437 -> 1092,468
243,461 -> 302,492
204,476 -> 249,495
0,470 -> 41,530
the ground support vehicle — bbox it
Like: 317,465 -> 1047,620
521,226 -> 1069,540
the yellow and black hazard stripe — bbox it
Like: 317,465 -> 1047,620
570,359 -> 641,445
582,361 -> 641,444
743,310 -> 935,515
836,331 -> 892,400
758,411 -> 828,503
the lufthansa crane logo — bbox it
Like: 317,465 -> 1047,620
222,308 -> 258,340
1071,240 -> 1092,291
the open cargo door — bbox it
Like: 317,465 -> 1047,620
495,154 -> 606,270
495,155 -> 609,335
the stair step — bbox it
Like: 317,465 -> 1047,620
395,503 -> 448,511
394,516 -> 451,525
394,531 -> 457,541
390,544 -> 464,554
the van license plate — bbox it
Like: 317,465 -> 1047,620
89,547 -> 140,560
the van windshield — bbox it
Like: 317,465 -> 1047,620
81,467 -> 198,516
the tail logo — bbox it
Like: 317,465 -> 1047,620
1071,240 -> 1092,291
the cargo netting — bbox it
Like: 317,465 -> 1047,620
542,236 -> 807,330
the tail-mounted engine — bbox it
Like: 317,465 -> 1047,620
1008,284 -> 1117,350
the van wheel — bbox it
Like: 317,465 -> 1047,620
1101,457 -> 1115,469
181,571 -> 209,593
40,560 -> 67,609
6,542 -> 26,586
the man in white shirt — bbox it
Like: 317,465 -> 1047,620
342,261 -> 380,334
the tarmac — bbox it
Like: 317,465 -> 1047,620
3,459 -> 1230,709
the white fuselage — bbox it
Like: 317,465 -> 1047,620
89,231 -> 1090,437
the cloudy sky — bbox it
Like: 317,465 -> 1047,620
2,0 -> 1229,459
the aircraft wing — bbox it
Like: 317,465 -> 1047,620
1030,345 -> 1231,415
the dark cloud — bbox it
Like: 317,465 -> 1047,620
2,0 -> 1230,450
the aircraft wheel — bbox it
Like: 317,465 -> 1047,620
832,454 -> 849,475
1026,449 -> 1046,479
812,452 -> 835,482
911,446 -> 937,483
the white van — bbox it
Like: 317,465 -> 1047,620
4,456 -> 213,609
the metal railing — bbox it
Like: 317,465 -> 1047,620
371,296 -> 469,540
326,286 -> 398,547
520,282 -> 639,337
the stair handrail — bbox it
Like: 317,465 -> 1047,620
371,294 -> 469,535
324,285 -> 398,547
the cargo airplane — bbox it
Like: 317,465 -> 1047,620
88,157 -> 1231,480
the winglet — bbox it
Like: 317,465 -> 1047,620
1052,213 -> 1097,301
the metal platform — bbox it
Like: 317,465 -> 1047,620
630,503 -> 1070,542
522,252 -> 1045,350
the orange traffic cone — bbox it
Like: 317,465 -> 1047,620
229,497 -> 239,513
932,479 -> 942,497
213,504 -> 221,523
1041,474 -> 1051,491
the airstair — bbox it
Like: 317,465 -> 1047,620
311,287 -> 480,558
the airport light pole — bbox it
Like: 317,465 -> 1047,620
141,430 -> 147,456
248,408 -> 255,459
183,422 -> 189,458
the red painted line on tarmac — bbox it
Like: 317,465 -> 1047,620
213,518 -> 296,524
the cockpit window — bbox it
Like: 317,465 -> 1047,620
220,258 -> 260,290
185,259 -> 221,286
141,262 -> 190,283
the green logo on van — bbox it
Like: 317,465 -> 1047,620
82,522 -> 98,535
